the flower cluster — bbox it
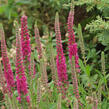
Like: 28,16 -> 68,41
15,21 -> 30,103
0,59 -> 7,95
67,7 -> 82,107
55,13 -> 68,97
67,8 -> 80,73
21,15 -> 31,74
0,24 -> 15,93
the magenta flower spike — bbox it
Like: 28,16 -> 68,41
55,12 -> 68,97
15,21 -> 30,103
67,7 -> 82,107
67,7 -> 80,73
21,15 -> 31,74
0,23 -> 15,93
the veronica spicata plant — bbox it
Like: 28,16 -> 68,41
55,12 -> 69,99
15,21 -> 30,106
0,23 -> 15,94
67,5 -> 82,107
0,1 -> 109,109
21,15 -> 31,75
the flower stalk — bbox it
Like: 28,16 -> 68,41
14,21 -> 30,106
21,15 -> 31,75
57,94 -> 62,109
34,22 -> 49,89
55,12 -> 68,98
0,23 -> 15,94
77,24 -> 86,66
0,60 -> 7,95
34,22 -> 43,59
67,6 -> 80,73
67,4 -> 82,107
101,52 -> 106,75
36,78 -> 41,109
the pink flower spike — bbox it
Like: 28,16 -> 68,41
21,15 -> 31,74
0,23 -> 15,93
26,96 -> 30,103
55,12 -> 68,97
17,96 -> 21,102
67,6 -> 82,107
67,8 -> 80,73
15,21 -> 30,103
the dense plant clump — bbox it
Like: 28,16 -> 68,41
0,1 -> 109,109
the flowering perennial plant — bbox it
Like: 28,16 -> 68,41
67,8 -> 80,73
21,15 -> 31,74
0,3 -> 102,109
55,13 -> 68,98
0,60 -> 7,95
34,23 -> 49,91
0,24 -> 15,93
15,21 -> 30,103
67,7 -> 82,107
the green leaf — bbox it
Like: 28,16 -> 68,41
85,65 -> 91,77
15,0 -> 32,5
27,17 -> 33,29
8,0 -> 14,5
79,59 -> 86,73
49,103 -> 57,109
98,31 -> 109,46
0,5 -> 7,14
